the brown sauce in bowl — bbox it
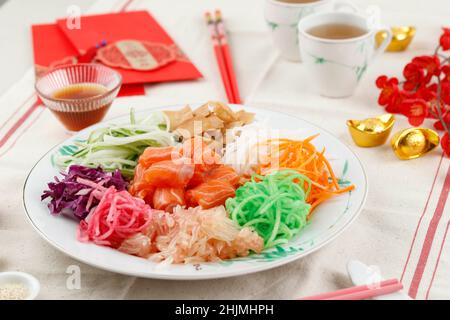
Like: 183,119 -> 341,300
50,83 -> 112,131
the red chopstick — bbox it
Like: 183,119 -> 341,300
205,12 -> 235,104
299,278 -> 403,300
214,10 -> 241,104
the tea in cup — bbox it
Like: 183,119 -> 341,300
297,10 -> 392,97
264,0 -> 355,61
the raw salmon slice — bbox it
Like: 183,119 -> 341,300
129,164 -> 153,197
139,146 -> 180,167
129,164 -> 144,195
143,159 -> 194,188
186,179 -> 235,209
181,137 -> 221,170
153,188 -> 185,213
187,168 -> 206,189
206,166 -> 240,187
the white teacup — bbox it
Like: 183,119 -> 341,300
298,11 -> 392,98
264,0 -> 355,61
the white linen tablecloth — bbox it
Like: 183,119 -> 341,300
1,0 -> 450,299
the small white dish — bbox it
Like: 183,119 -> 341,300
347,260 -> 412,300
0,272 -> 40,300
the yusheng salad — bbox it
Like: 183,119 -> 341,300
42,101 -> 354,264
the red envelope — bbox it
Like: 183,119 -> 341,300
56,11 -> 202,85
31,23 -> 145,97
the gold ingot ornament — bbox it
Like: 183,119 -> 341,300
391,128 -> 440,160
347,114 -> 395,147
376,26 -> 416,52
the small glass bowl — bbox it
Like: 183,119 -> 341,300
35,63 -> 122,131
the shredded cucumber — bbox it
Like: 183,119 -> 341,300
54,110 -> 176,179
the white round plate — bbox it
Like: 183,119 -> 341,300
23,102 -> 367,280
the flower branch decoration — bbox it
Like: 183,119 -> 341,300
375,28 -> 450,155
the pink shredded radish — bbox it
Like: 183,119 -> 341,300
76,177 -> 107,190
76,177 -> 109,211
77,186 -> 153,248
119,206 -> 264,263
79,186 -> 263,263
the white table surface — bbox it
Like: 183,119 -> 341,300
1,0 -> 450,300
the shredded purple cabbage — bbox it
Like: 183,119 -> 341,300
41,165 -> 128,219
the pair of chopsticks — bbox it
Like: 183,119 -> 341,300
299,278 -> 403,300
205,10 -> 241,104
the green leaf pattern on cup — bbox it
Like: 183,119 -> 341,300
307,52 -> 369,83
266,6 -> 315,45
266,21 -> 279,31
355,64 -> 368,81
297,7 -> 314,21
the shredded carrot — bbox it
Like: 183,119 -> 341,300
256,135 -> 355,218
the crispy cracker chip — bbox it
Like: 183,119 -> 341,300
163,105 -> 193,131
236,110 -> 255,125
203,114 -> 225,130
175,115 -> 225,139
193,103 -> 211,117
166,102 -> 254,145
225,121 -> 244,129
211,101 -> 237,123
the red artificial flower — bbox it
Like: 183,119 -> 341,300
441,132 -> 450,157
442,81 -> 450,106
386,90 -> 417,113
399,99 -> 429,126
415,83 -> 438,102
384,94 -> 402,113
434,119 -> 450,131
403,62 -> 425,91
440,28 -> 450,51
376,76 -> 400,106
411,55 -> 441,84
434,120 -> 444,131
374,28 -> 450,158
433,106 -> 450,130
442,65 -> 450,83
375,75 -> 390,89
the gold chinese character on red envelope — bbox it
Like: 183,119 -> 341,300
96,40 -> 177,71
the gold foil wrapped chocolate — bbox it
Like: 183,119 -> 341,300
376,26 -> 416,52
391,128 -> 439,160
347,114 -> 395,147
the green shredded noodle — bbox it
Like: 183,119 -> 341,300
226,169 -> 312,248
